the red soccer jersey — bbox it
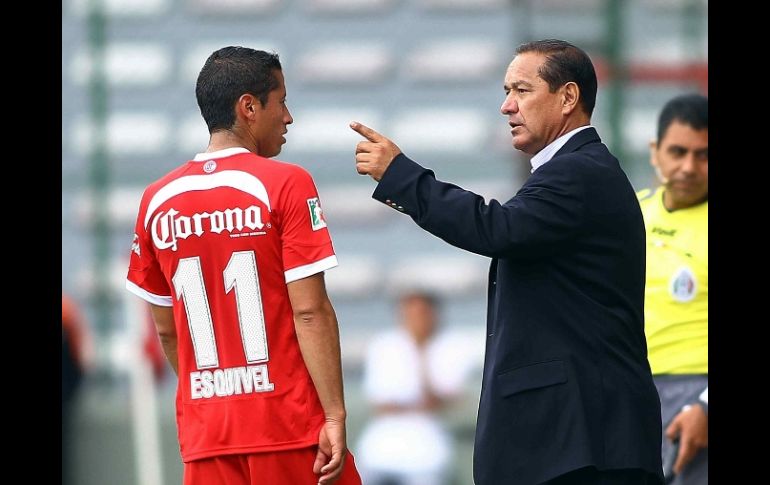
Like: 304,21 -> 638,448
126,147 -> 337,462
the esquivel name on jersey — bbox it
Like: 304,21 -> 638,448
189,364 -> 274,400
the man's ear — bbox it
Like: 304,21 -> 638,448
561,82 -> 580,115
649,139 -> 669,184
649,139 -> 658,169
237,93 -> 259,120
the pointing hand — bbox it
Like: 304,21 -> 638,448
350,121 -> 402,182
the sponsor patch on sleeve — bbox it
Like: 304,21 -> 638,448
307,197 -> 327,231
131,233 -> 141,256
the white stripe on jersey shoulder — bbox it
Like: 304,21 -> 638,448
144,170 -> 272,228
192,147 -> 250,162
285,255 -> 339,284
126,280 -> 173,307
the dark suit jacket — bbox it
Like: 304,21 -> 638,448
372,128 -> 663,485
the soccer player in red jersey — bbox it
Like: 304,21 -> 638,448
126,46 -> 361,485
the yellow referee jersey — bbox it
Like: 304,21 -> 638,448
638,186 -> 707,375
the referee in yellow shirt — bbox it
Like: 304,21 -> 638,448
638,94 -> 708,485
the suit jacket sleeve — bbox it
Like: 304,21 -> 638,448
372,153 -> 586,259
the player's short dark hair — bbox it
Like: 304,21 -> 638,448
515,39 -> 598,117
195,46 -> 282,134
657,94 -> 708,142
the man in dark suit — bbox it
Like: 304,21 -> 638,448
350,39 -> 664,485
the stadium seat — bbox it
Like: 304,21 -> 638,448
72,112 -> 170,156
69,0 -> 170,17
404,39 -> 503,82
296,44 -> 393,84
69,43 -> 171,86
391,108 -> 489,152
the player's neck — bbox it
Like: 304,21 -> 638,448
205,129 -> 255,154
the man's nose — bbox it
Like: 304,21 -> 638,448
501,95 -> 517,115
680,153 -> 697,173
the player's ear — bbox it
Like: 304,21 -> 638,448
648,139 -> 658,168
237,94 -> 258,119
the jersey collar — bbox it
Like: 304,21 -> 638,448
193,147 -> 250,162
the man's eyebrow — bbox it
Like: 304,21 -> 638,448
504,80 -> 534,90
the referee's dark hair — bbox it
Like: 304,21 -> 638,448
657,94 -> 708,142
398,289 -> 440,309
196,46 -> 282,134
516,39 -> 598,118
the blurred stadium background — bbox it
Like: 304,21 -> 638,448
61,1 -> 707,483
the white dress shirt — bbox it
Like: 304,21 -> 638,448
530,125 -> 594,173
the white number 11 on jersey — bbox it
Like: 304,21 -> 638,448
172,250 -> 268,369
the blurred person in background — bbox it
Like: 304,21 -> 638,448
356,290 -> 468,485
62,294 -> 94,485
351,39 -> 663,485
125,47 -> 360,485
638,94 -> 708,485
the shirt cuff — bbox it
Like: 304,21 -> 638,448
284,255 -> 338,283
125,280 -> 173,307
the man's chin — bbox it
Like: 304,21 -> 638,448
512,139 -> 534,155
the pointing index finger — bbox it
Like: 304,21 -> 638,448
350,121 -> 382,142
